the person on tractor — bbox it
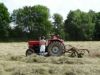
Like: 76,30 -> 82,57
39,36 -> 46,55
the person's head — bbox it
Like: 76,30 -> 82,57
41,36 -> 45,40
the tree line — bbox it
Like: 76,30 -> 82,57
0,3 -> 100,41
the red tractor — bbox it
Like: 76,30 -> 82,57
26,35 -> 66,56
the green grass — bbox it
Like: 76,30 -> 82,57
0,41 -> 100,75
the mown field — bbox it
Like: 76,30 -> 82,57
0,41 -> 100,75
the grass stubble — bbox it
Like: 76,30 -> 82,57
0,41 -> 100,75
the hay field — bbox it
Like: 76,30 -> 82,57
0,41 -> 100,75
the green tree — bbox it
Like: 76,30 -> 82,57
11,5 -> 52,39
64,9 -> 95,40
64,10 -> 85,40
53,13 -> 65,39
0,3 -> 10,40
84,10 -> 95,40
80,11 -> 95,40
93,12 -> 100,40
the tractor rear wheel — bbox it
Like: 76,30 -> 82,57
26,48 -> 34,56
48,41 -> 65,56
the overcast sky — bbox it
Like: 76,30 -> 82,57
0,0 -> 100,19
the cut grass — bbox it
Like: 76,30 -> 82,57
0,60 -> 100,75
0,41 -> 100,75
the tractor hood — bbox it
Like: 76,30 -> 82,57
28,41 -> 40,48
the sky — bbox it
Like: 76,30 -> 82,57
0,0 -> 100,20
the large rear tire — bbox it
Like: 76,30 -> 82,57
48,41 -> 65,56
26,48 -> 34,56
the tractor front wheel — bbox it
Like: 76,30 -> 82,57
26,48 -> 34,56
